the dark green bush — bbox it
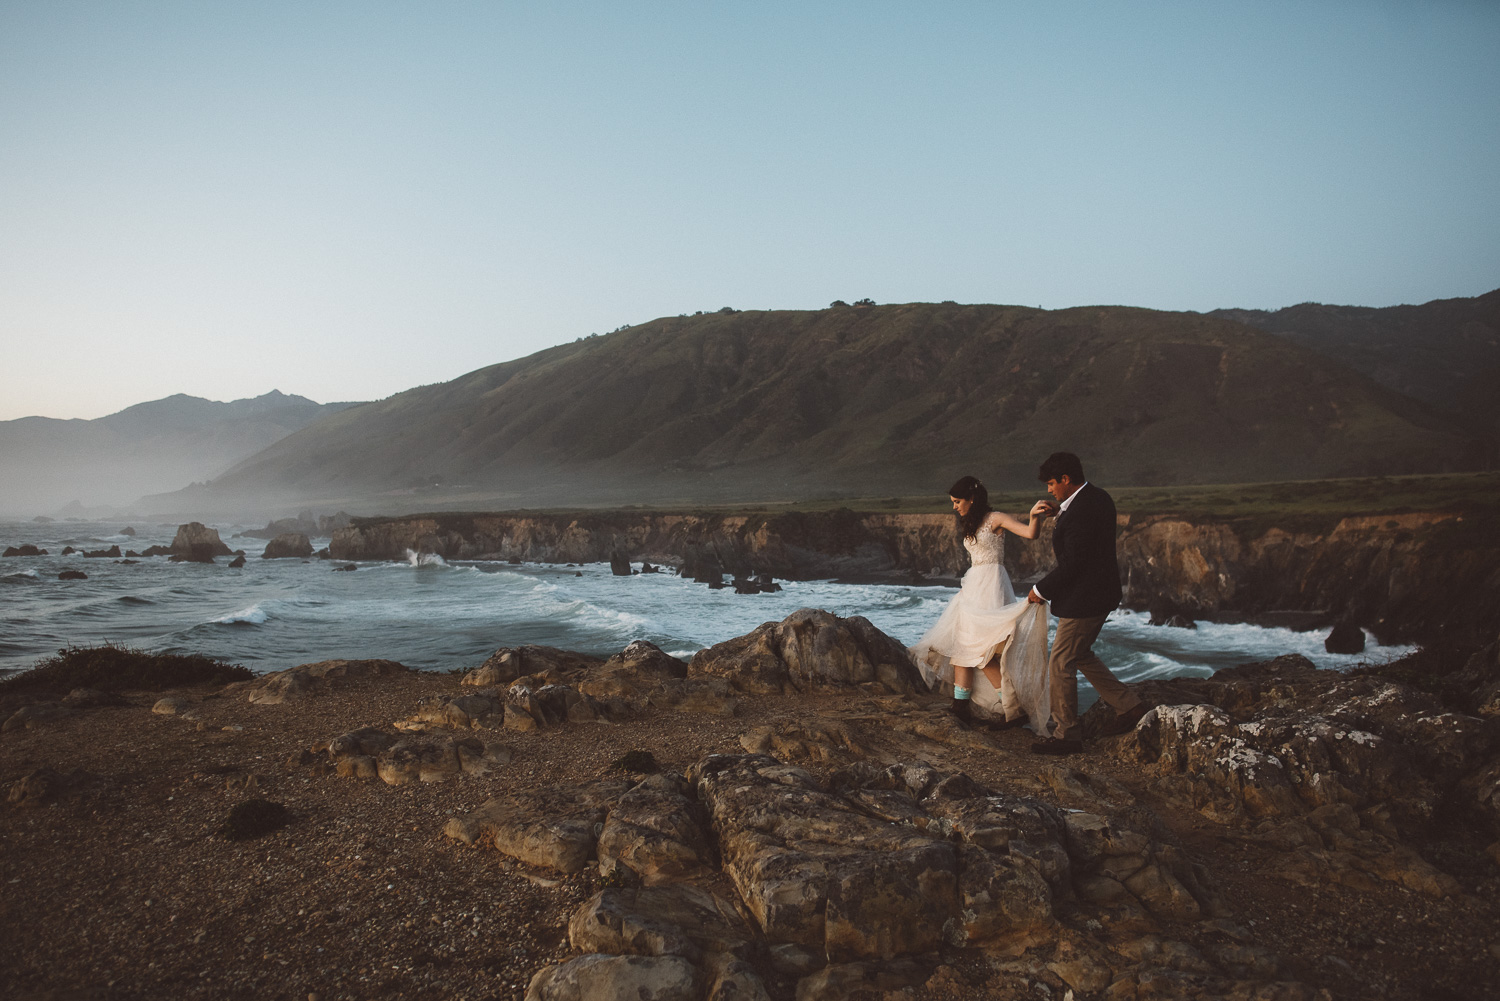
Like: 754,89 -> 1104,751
218,798 -> 291,840
611,749 -> 659,773
0,644 -> 253,694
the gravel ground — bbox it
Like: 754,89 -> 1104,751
1,671 -> 1496,1001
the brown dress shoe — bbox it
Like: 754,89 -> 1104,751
1100,703 -> 1151,736
1030,736 -> 1084,755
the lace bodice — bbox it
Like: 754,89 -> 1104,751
964,524 -> 1004,567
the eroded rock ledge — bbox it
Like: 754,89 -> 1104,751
328,507 -> 1500,644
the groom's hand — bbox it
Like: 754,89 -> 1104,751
1027,587 -> 1046,605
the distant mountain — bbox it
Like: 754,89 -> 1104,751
1210,289 -> 1500,431
0,390 -> 361,516
150,304 -> 1487,516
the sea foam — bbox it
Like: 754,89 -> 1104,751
211,605 -> 268,625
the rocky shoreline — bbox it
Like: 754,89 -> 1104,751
327,507 -> 1500,646
3,611 -> 1497,1001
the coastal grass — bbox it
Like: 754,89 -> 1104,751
412,471 -> 1498,522
703,470 -> 1500,520
0,644 -> 253,694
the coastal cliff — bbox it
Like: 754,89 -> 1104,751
332,506 -> 1499,645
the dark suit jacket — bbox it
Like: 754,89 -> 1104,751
1035,482 -> 1122,619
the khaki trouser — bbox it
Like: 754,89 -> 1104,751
1048,613 -> 1140,740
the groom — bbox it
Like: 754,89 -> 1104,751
1026,452 -> 1146,755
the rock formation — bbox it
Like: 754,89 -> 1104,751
237,658 -> 409,705
261,532 -> 313,559
169,522 -> 234,558
3,544 -> 47,557
326,503 -> 1500,645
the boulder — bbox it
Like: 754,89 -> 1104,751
443,779 -> 633,872
3,544 -> 47,557
57,570 -> 87,580
2,703 -> 74,732
375,736 -> 508,785
82,546 -> 120,558
462,646 -> 604,687
244,659 -> 409,705
262,532 -> 313,559
120,526 -> 136,536
610,551 -> 633,576
577,641 -> 689,702
1324,622 -> 1366,654
169,522 -> 233,557
395,694 -> 503,732
689,609 -> 925,696
7,767 -> 66,807
228,555 -> 246,568
152,696 -> 189,715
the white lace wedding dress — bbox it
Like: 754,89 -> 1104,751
907,524 -> 1051,732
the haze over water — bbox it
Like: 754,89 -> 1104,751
1,521 -> 1414,707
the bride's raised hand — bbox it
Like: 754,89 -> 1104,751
1029,499 -> 1055,519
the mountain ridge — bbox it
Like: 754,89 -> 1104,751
0,390 -> 361,516
1209,287 -> 1500,430
152,301 -> 1487,515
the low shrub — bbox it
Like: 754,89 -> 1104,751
0,644 -> 253,694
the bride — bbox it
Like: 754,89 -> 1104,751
909,475 -> 1054,732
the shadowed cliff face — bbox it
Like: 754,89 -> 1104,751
152,302 -> 1485,513
331,507 -> 1500,645
1212,288 -> 1500,432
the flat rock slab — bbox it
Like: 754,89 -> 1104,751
445,779 -> 633,872
687,754 -> 1065,961
596,772 -> 715,885
525,953 -> 700,1001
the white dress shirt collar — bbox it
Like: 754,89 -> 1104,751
1058,481 -> 1089,514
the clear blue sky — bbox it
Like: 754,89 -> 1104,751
2,1 -> 1497,420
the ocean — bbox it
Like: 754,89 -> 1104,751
0,520 -> 1416,706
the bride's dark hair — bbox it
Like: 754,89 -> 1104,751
948,475 -> 992,540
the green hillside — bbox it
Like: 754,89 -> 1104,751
175,303 -> 1488,511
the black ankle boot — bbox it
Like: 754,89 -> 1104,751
949,697 -> 973,724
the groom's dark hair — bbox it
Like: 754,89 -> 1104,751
1038,452 -> 1085,483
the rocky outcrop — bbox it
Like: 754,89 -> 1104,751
689,608 -> 924,696
241,510 -> 351,540
3,544 -> 47,557
252,612 -> 1500,1001
1105,652 -> 1498,897
329,511 -> 983,580
240,658 -> 409,705
261,532 -> 313,559
445,780 -> 634,872
1117,510 -> 1500,644
170,522 -> 234,558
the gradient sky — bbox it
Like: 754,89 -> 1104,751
2,1 -> 1497,421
